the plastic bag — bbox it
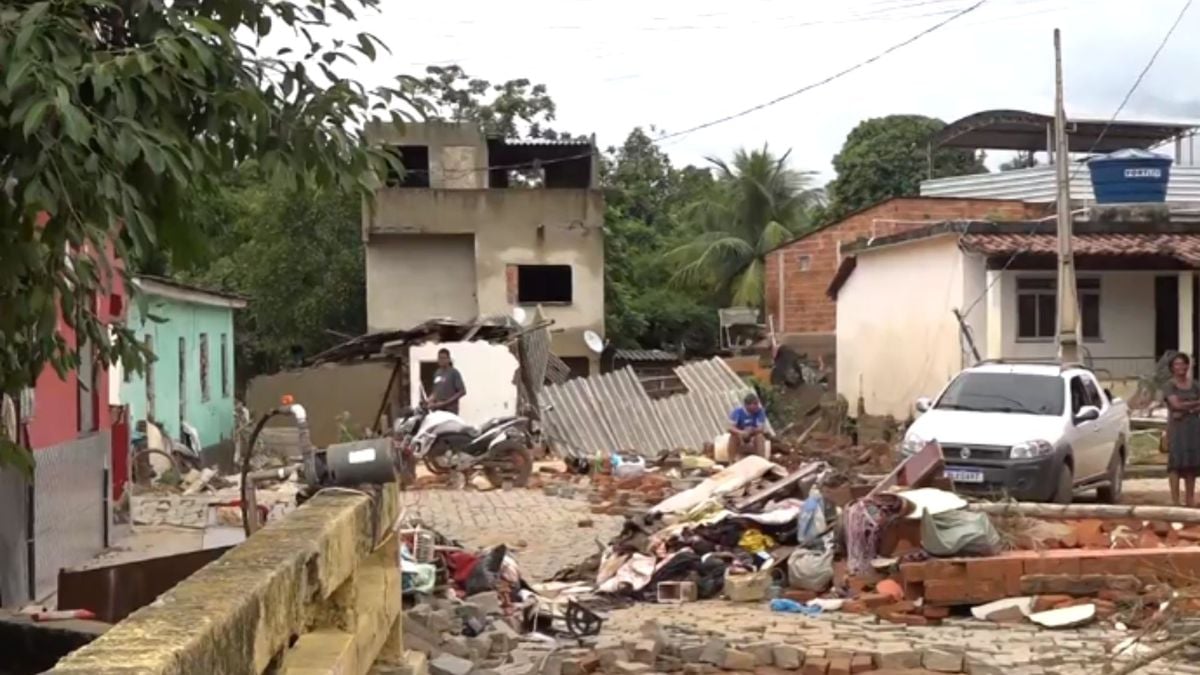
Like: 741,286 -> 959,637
796,490 -> 828,547
919,508 -> 1000,557
786,547 -> 834,591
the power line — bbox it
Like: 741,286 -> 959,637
653,0 -> 988,143
1067,0 -> 1193,181
390,0 -> 992,176
960,3 -> 1194,317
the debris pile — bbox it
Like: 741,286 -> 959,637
549,441 -> 1200,641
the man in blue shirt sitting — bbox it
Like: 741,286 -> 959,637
729,392 -> 772,460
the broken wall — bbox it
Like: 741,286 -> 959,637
366,186 -> 605,374
408,341 -> 519,426
246,362 -> 393,448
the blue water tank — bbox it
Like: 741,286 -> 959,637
1087,148 -> 1172,204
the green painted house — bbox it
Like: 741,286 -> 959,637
119,276 -> 247,454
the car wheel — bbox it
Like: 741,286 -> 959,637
1097,447 -> 1124,504
1052,461 -> 1074,504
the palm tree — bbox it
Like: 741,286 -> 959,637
668,145 -> 823,307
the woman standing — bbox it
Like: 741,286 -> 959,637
1164,352 -> 1200,507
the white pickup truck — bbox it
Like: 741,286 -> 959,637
900,361 -> 1130,504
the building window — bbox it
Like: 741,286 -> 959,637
145,335 -> 155,420
178,337 -> 186,427
199,333 -> 210,402
517,265 -> 573,304
77,337 -> 97,433
797,255 -> 812,272
561,357 -> 591,379
1016,277 -> 1100,340
221,334 -> 229,398
384,145 -> 431,188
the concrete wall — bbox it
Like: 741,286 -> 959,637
997,270 -> 1157,377
366,188 -> 605,371
408,342 -> 519,426
246,362 -> 395,448
764,197 -> 1049,342
366,234 -> 478,330
365,120 -> 487,189
837,235 -> 968,420
122,297 -> 237,449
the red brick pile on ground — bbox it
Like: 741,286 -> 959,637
587,472 -> 675,515
775,433 -> 897,475
825,514 -> 1200,627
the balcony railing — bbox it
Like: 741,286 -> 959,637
920,165 -> 1200,203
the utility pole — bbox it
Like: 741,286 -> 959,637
1053,28 -> 1081,363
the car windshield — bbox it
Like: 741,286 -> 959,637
935,372 -> 1064,416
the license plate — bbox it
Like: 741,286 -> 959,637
944,468 -> 985,484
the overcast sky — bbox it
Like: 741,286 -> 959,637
315,0 -> 1200,179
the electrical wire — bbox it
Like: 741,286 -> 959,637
389,0 -> 989,179
1066,0 -> 1194,182
655,0 -> 986,142
953,0 -> 1195,324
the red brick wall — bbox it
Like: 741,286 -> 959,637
765,197 -> 1049,338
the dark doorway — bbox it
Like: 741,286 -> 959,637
1155,275 -> 1178,363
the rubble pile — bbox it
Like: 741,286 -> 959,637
126,468 -> 300,528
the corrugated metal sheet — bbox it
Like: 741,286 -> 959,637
920,165 -> 1200,203
541,357 -> 763,459
614,349 -> 679,362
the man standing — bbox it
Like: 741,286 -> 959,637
427,348 -> 466,415
728,392 -> 772,459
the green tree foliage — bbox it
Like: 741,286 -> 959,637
182,167 -> 365,383
602,128 -> 720,353
0,0 -> 415,468
669,146 -> 823,307
1000,150 -> 1039,171
826,115 -> 987,220
409,65 -> 577,140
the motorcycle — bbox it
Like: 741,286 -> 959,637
392,403 -> 535,489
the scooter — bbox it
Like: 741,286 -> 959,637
392,402 -> 534,489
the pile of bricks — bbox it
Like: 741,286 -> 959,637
821,515 -> 1200,628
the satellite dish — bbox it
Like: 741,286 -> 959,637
510,306 -> 528,325
583,330 -> 605,354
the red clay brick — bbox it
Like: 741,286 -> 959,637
1024,554 -> 1081,577
765,197 -> 1045,337
829,654 -> 852,675
924,579 -> 1004,605
1075,519 -> 1109,548
922,605 -> 951,619
849,654 -> 874,674
923,559 -> 967,581
899,562 -> 925,584
1033,594 -> 1075,612
967,557 -> 1024,597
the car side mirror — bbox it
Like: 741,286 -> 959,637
915,397 -> 933,413
1075,405 -> 1101,424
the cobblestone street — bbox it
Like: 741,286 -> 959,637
404,486 -> 624,581
404,488 -> 1198,675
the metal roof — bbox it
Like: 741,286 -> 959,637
613,348 -> 679,363
921,165 -> 1200,203
933,109 -> 1195,152
308,318 -> 514,365
540,357 -> 766,459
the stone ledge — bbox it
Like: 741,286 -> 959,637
48,487 -> 397,675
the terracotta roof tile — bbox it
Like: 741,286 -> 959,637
959,233 -> 1200,265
